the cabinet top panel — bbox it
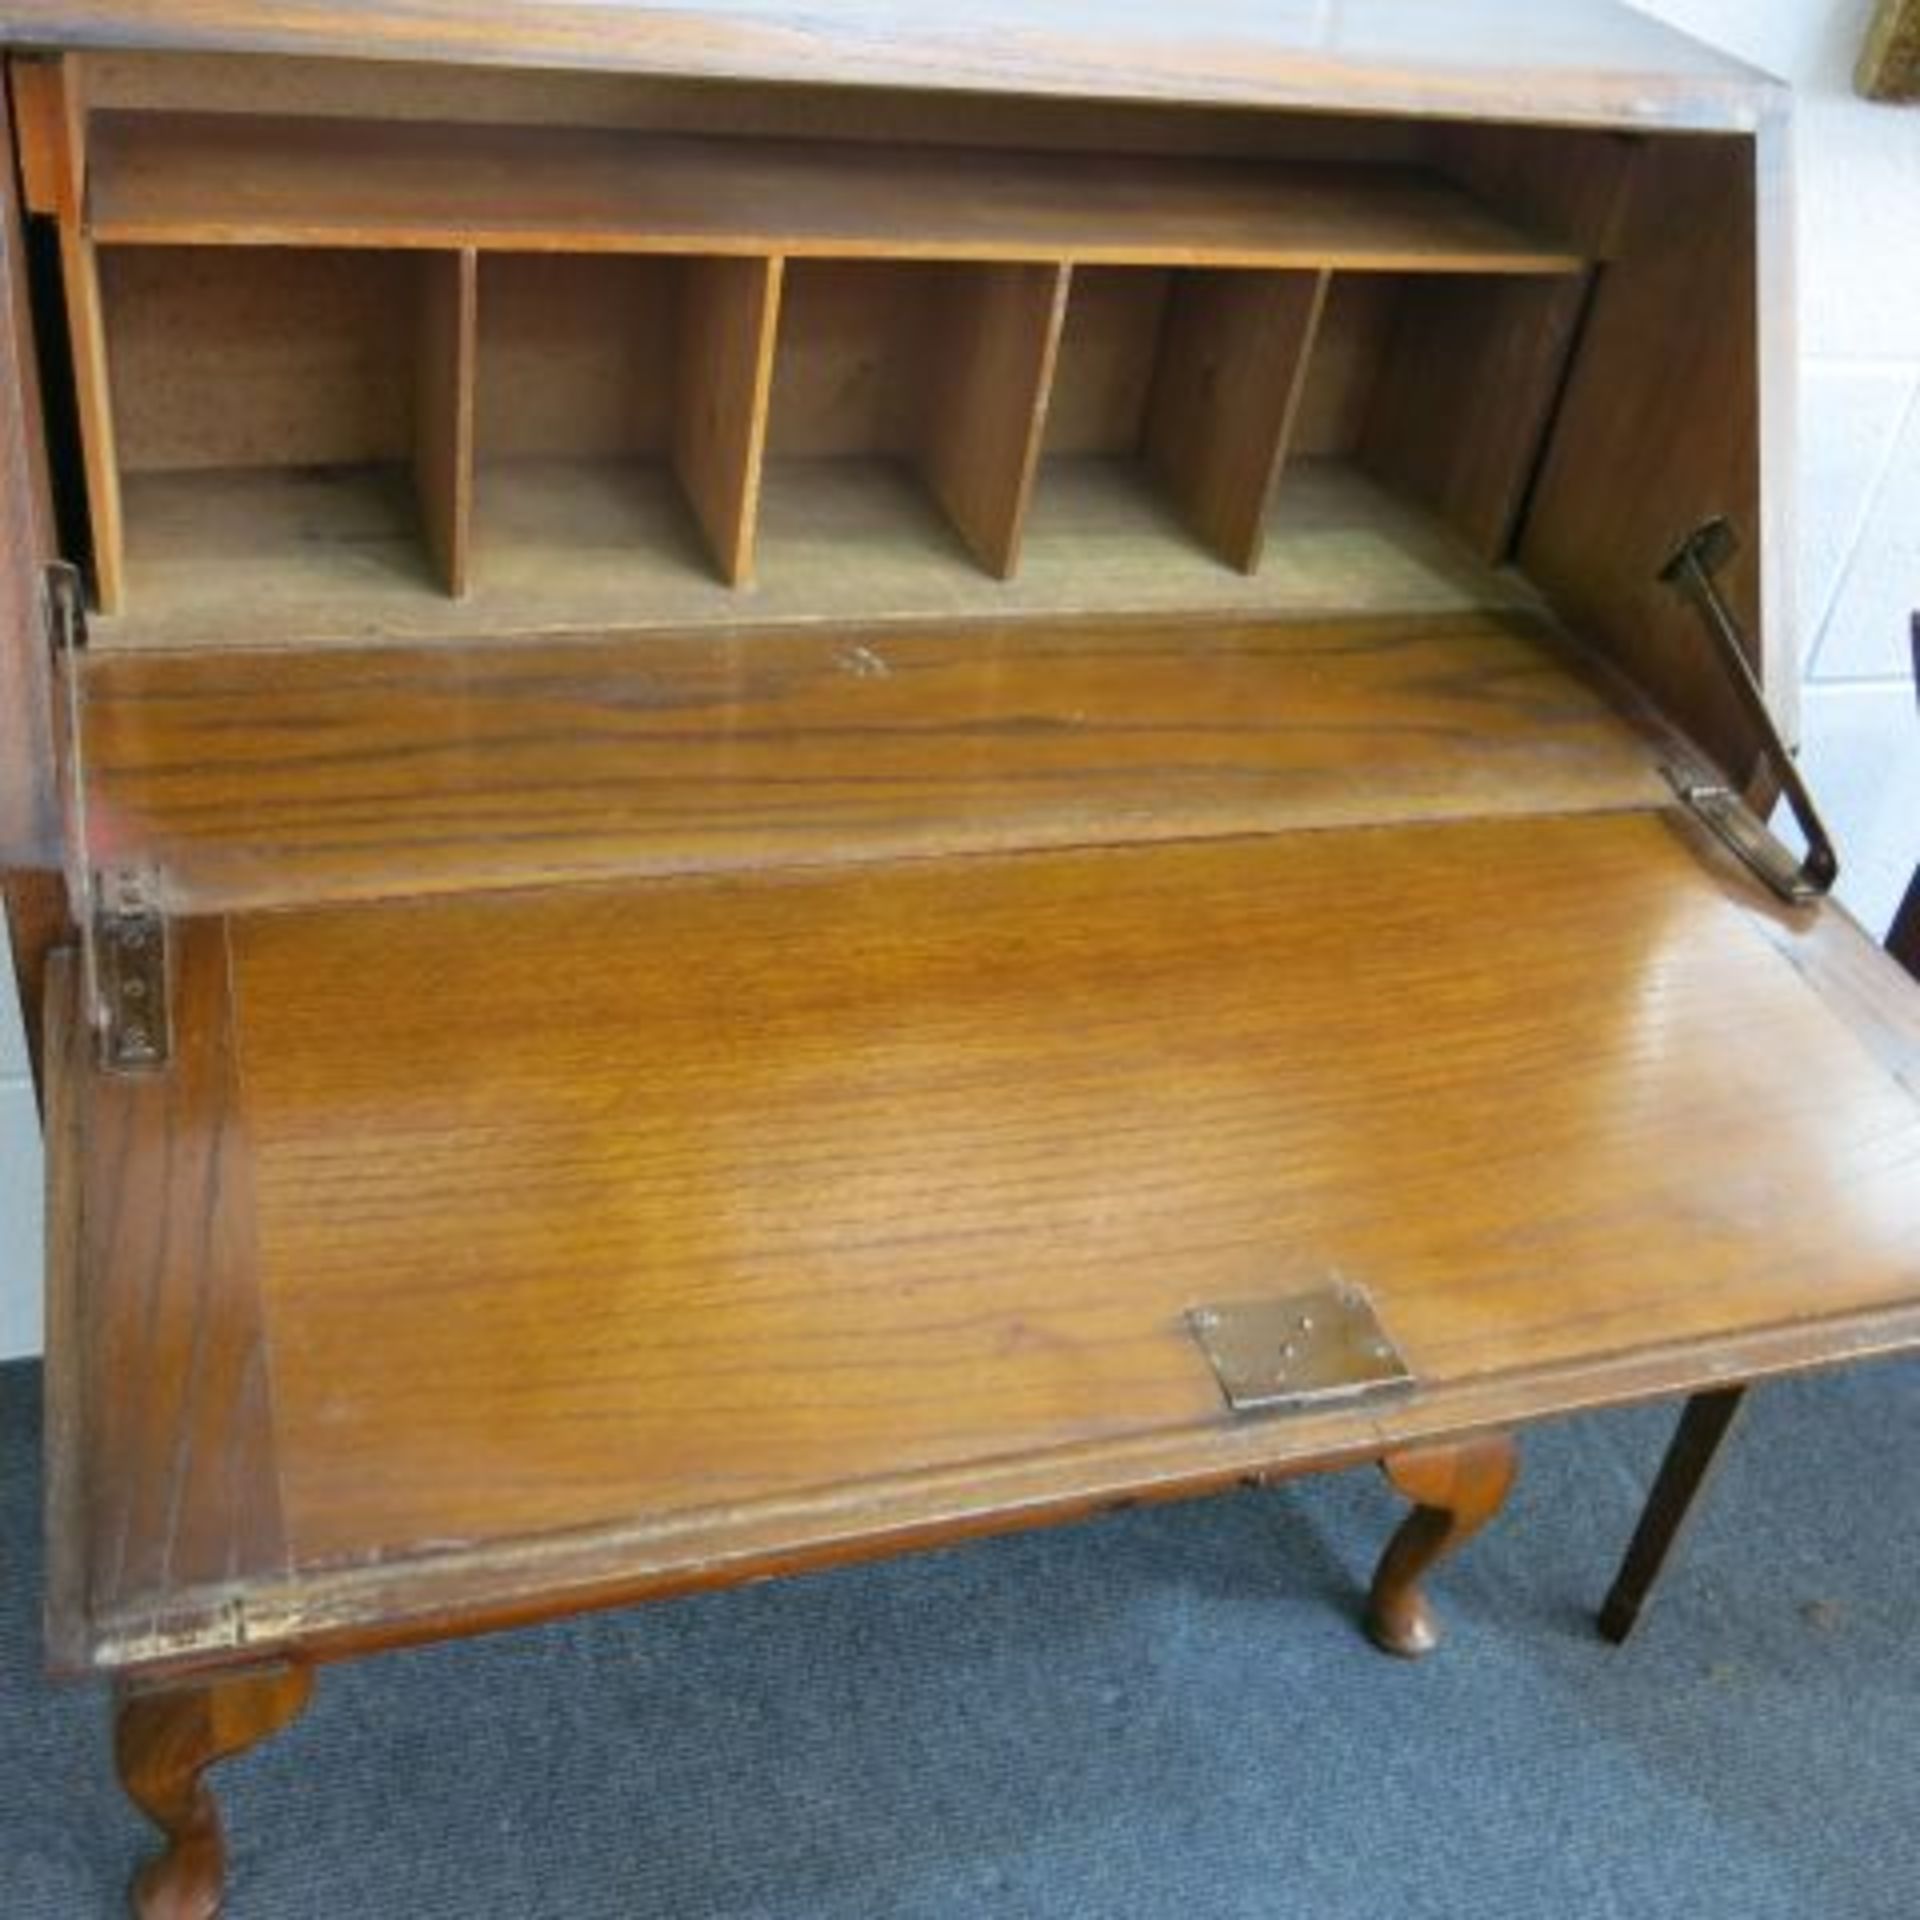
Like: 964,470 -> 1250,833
3,0 -> 1785,132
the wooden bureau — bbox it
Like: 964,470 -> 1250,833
1,4 -> 1917,1914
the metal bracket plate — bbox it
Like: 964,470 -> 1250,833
91,868 -> 171,1074
1187,1281 -> 1413,1416
1662,768 -> 1827,905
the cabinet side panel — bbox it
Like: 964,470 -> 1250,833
0,66 -> 60,867
1519,131 -> 1781,779
1754,109 -> 1796,742
1360,272 -> 1588,564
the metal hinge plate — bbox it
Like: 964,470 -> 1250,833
43,560 -> 175,1073
90,868 -> 171,1074
1661,768 -> 1827,905
1187,1280 -> 1413,1416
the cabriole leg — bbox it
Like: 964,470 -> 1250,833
114,1662 -> 313,1920
1366,1432 -> 1518,1658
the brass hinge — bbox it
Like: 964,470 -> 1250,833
88,866 -> 171,1074
1188,1280 -> 1413,1416
1659,519 -> 1838,905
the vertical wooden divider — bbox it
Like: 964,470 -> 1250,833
11,54 -> 126,614
1143,268 -> 1330,575
414,247 -> 477,598
675,255 -> 783,587
920,261 -> 1072,580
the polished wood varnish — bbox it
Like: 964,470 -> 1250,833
3,10 -> 1911,1918
52,807 -> 1920,1672
74,608 -> 1661,912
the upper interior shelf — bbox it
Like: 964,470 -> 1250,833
86,112 -> 1584,272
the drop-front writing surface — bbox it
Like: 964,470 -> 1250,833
4,14 -> 1913,1917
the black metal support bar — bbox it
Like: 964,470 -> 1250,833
1659,518 -> 1838,903
1599,1385 -> 1748,1644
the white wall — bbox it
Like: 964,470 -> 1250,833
0,920 -> 41,1359
1,3 -> 1916,1360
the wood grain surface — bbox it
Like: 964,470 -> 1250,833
920,262 -> 1070,578
1144,268 -> 1328,573
103,245 -> 423,473
50,811 -> 1920,1668
71,918 -> 288,1649
12,2 -> 1862,1711
1360,273 -> 1589,563
1519,132 -> 1780,774
41,948 -> 89,1671
74,609 -> 1665,911
86,114 -> 1586,273
72,49 -> 1429,156
115,1663 -> 313,1920
98,458 -> 1536,653
412,248 -> 476,596
0,1 -> 1783,133
1368,1433 -> 1517,1657
673,254 -> 782,585
91,243 -> 1427,637
472,254 -> 679,461
0,64 -> 61,865
14,57 -> 127,611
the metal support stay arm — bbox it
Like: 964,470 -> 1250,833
1659,518 -> 1839,905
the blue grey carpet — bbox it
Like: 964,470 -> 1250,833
3,1355 -> 1917,1918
